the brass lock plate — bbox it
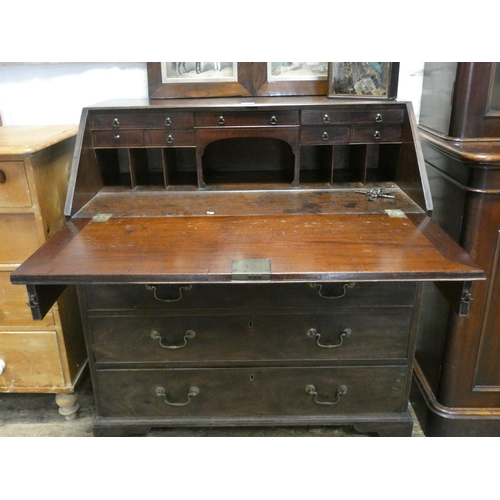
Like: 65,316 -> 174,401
231,259 -> 271,281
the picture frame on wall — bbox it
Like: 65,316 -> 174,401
147,62 -> 253,99
253,62 -> 328,96
327,63 -> 399,99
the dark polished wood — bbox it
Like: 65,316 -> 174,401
11,97 -> 484,436
413,62 -> 500,436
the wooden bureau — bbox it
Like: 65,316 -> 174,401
0,125 -> 86,418
11,97 -> 484,436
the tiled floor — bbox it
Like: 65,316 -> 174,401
0,371 -> 425,437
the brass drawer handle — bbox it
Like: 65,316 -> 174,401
218,116 -> 225,125
322,131 -> 329,141
270,115 -> 278,125
166,134 -> 174,144
373,130 -> 381,140
375,113 -> 383,123
323,114 -> 331,124
114,135 -> 120,140
309,282 -> 355,299
307,327 -> 352,349
112,118 -> 120,127
165,117 -> 172,127
145,284 -> 192,303
305,384 -> 347,406
156,385 -> 200,407
151,329 -> 196,350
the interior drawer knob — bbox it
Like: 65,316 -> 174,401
307,327 -> 352,349
375,113 -> 383,123
0,359 -> 5,375
218,116 -> 225,125
151,329 -> 195,350
322,131 -> 329,141
165,117 -> 172,127
112,118 -> 120,127
270,115 -> 278,125
166,134 -> 174,144
305,384 -> 347,406
323,114 -> 331,124
373,130 -> 382,140
156,385 -> 200,406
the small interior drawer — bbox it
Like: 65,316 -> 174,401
195,111 -> 300,127
351,125 -> 402,143
96,365 -> 407,418
0,161 -> 32,208
300,126 -> 350,145
90,112 -> 194,129
93,130 -> 144,147
301,108 -> 404,125
144,129 -> 195,147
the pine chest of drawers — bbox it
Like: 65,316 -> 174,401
11,97 -> 484,436
0,126 -> 87,418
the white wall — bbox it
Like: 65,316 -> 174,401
0,62 -> 425,126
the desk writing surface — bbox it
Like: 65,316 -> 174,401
11,213 -> 483,285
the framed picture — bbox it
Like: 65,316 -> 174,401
147,62 -> 253,99
253,62 -> 328,96
327,63 -> 399,99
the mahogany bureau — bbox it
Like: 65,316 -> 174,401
11,97 -> 483,436
0,125 -> 86,418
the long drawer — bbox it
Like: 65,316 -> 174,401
95,365 -> 407,418
0,213 -> 41,264
81,282 -> 417,311
89,308 -> 413,364
0,271 -> 54,327
0,331 -> 65,390
0,161 -> 32,208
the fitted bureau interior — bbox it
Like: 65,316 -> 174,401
68,98 -> 424,217
93,140 -> 402,188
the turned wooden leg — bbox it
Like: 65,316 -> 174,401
55,392 -> 80,420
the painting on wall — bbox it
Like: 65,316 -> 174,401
160,62 -> 238,83
147,62 -> 253,99
327,62 -> 399,99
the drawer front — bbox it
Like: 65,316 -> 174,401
90,112 -> 194,129
301,108 -> 404,125
89,308 -> 412,364
0,271 -> 54,326
300,126 -> 349,145
81,282 -> 417,312
92,130 -> 144,147
351,125 -> 402,143
96,365 -> 407,418
0,331 -> 64,389
0,213 -> 41,264
0,161 -> 32,208
144,129 -> 195,147
195,111 -> 300,127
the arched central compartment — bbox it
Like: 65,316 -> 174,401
201,137 -> 295,186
